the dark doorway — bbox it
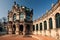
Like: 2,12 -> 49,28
55,13 -> 60,28
19,25 -> 23,31
26,25 -> 30,35
12,25 -> 16,34
0,27 -> 3,32
19,25 -> 23,35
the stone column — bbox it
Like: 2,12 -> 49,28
34,24 -> 36,34
46,19 -> 50,36
42,21 -> 45,35
16,13 -> 19,20
38,24 -> 40,34
30,24 -> 33,35
47,20 -> 49,30
51,16 -> 56,37
8,24 -> 12,34
52,16 -> 56,29
42,22 -> 44,30
23,25 -> 26,35
15,25 -> 19,35
15,21 -> 19,35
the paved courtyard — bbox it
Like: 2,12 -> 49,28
0,35 -> 56,40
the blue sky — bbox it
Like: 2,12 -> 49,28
0,0 -> 57,20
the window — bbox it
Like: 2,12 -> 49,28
13,14 -> 16,21
26,13 -> 30,20
44,21 -> 47,30
49,18 -> 53,29
36,24 -> 38,31
20,13 -> 24,21
33,25 -> 35,31
55,13 -> 60,28
26,15 -> 30,20
40,23 -> 42,30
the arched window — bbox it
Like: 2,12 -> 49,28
44,21 -> 47,30
12,25 -> 16,34
40,23 -> 42,30
55,13 -> 60,28
13,14 -> 16,21
19,13 -> 24,21
19,25 -> 23,31
49,18 -> 53,29
33,25 -> 35,31
36,24 -> 38,31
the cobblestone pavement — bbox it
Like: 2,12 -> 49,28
0,35 -> 56,40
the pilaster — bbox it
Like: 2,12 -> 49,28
15,20 -> 19,35
23,24 -> 26,35
8,23 -> 12,34
52,16 -> 56,29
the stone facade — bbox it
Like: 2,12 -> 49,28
33,0 -> 60,39
7,2 -> 33,35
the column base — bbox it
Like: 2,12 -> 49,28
42,30 -> 45,36
46,30 -> 50,36
51,29 -> 56,37
38,31 -> 40,35
33,31 -> 37,35
15,31 -> 19,35
8,31 -> 12,34
23,31 -> 25,35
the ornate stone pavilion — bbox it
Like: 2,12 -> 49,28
7,2 -> 33,35
33,0 -> 60,38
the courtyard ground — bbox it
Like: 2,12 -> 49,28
0,34 -> 56,40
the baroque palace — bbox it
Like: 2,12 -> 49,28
6,0 -> 60,38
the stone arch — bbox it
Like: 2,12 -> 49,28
26,24 -> 30,35
19,25 -> 23,32
44,21 -> 47,30
40,23 -> 42,31
19,24 -> 23,35
55,13 -> 60,28
49,18 -> 53,29
12,24 -> 16,34
36,24 -> 38,31
33,25 -> 35,31
26,24 -> 30,31
13,14 -> 16,21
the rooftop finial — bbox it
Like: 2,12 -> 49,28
14,1 -> 16,5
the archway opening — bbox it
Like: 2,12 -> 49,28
26,24 -> 30,35
44,21 -> 47,30
49,18 -> 53,29
55,13 -> 60,28
19,25 -> 23,32
33,25 -> 35,31
12,25 -> 16,34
